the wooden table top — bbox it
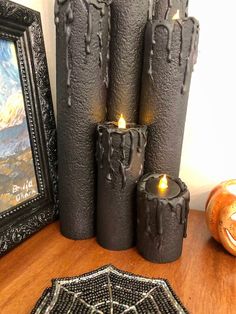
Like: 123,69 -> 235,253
0,210 -> 235,314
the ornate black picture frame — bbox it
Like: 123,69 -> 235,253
0,0 -> 58,256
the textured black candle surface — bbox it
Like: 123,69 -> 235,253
107,0 -> 149,123
139,17 -> 199,177
96,123 -> 147,250
55,0 -> 111,239
153,0 -> 189,20
137,174 -> 190,263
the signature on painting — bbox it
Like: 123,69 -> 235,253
13,180 -> 37,203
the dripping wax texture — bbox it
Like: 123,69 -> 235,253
137,174 -> 190,263
154,0 -> 189,20
107,0 -> 150,123
139,17 -> 199,177
56,0 -> 111,239
96,123 -> 147,250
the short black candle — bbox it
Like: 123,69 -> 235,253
137,173 -> 190,263
96,121 -> 147,251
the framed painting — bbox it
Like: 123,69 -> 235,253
0,0 -> 58,255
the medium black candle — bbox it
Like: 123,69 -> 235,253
139,13 -> 199,177
55,0 -> 111,239
96,119 -> 147,250
107,0 -> 149,123
137,174 -> 190,263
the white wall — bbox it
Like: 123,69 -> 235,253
181,0 -> 236,209
13,0 -> 236,210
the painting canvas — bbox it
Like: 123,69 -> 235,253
0,38 -> 38,213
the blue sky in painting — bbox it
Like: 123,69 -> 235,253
0,39 -> 22,109
0,39 -> 38,212
0,39 -> 27,133
0,39 -> 30,157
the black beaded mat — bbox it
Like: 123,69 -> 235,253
32,265 -> 188,314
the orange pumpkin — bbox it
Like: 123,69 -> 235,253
206,180 -> 236,256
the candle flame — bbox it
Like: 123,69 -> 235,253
118,114 -> 126,129
158,174 -> 168,191
172,10 -> 180,20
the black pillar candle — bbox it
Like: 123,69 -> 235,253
153,0 -> 189,20
139,16 -> 199,177
96,122 -> 147,250
107,0 -> 149,123
55,0 -> 111,239
137,174 -> 190,263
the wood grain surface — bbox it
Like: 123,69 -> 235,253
0,210 -> 235,314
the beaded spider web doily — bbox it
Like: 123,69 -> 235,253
32,265 -> 188,314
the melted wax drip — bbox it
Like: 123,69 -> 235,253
120,134 -> 126,187
185,0 -> 189,17
155,200 -> 165,250
163,0 -> 189,20
54,0 -> 68,25
97,18 -> 103,67
119,130 -> 146,188
149,20 -> 173,79
148,0 -> 156,21
165,0 -> 173,20
54,0 -> 73,107
84,1 -> 92,54
145,203 -> 156,244
183,200 -> 190,237
104,5 -> 111,88
145,203 -> 151,237
127,130 -> 146,188
84,0 -> 105,55
98,126 -> 146,189
128,131 -> 135,170
65,1 -> 74,107
176,20 -> 183,66
148,37 -> 155,81
138,129 -> 145,153
83,0 -> 111,87
97,128 -> 104,168
107,129 -> 114,181
148,17 -> 199,95
144,199 -> 166,251
181,18 -> 199,94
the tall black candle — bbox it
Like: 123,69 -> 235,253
153,0 -> 189,20
96,122 -> 147,250
139,15 -> 199,177
137,174 -> 190,263
55,0 -> 111,239
107,0 -> 149,123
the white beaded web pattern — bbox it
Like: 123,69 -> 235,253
32,265 -> 188,314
